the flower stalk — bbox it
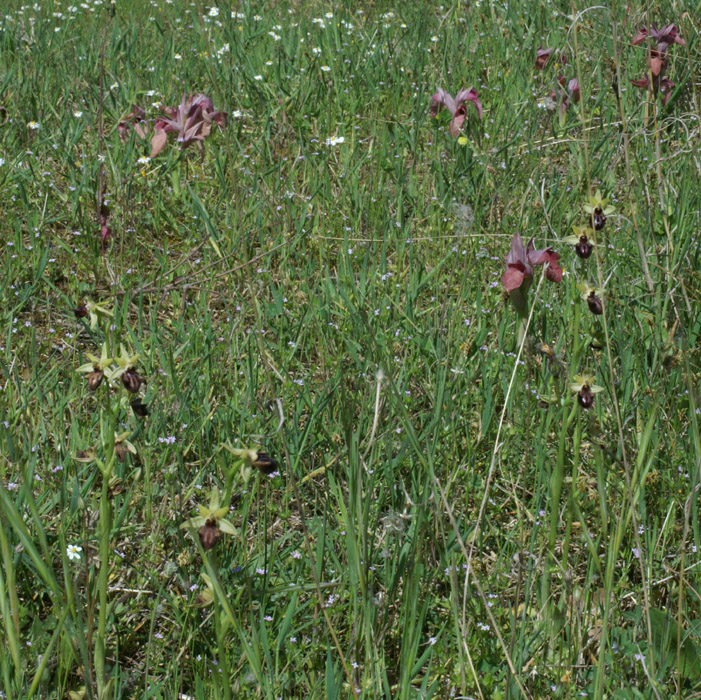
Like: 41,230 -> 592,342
73,302 -> 147,698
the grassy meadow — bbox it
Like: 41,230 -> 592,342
0,0 -> 700,697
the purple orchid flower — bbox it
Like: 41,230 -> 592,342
632,24 -> 684,52
430,88 -> 483,138
536,47 -> 553,70
632,25 -> 684,77
151,94 -> 228,158
549,76 -> 580,116
503,232 -> 563,317
535,46 -> 566,71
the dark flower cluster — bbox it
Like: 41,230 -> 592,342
117,93 -> 228,157
630,24 -> 684,105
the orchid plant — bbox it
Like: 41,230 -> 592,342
535,47 -> 553,70
583,189 -> 615,231
535,47 -> 566,71
503,232 -> 563,316
577,282 -> 604,316
570,374 -> 604,409
630,24 -> 684,106
180,487 -> 237,552
116,94 -> 228,158
563,225 -> 595,259
502,232 -> 563,345
150,93 -> 228,158
72,303 -> 148,697
534,46 -> 579,123
632,24 -> 685,77
118,105 -> 146,141
547,76 -> 580,122
430,88 -> 483,138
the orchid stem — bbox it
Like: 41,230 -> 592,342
211,551 -> 232,700
516,315 -> 528,349
562,410 -> 582,571
96,398 -> 116,699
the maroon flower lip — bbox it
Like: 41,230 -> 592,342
575,236 -> 593,259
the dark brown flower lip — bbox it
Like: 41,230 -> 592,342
575,236 -> 593,259
87,369 -> 105,392
74,302 -> 89,319
578,385 -> 595,408
122,368 -> 145,393
253,453 -> 279,475
587,292 -> 603,315
131,398 -> 149,417
198,521 -> 222,551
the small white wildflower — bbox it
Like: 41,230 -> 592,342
208,7 -> 219,17
137,156 -> 151,166
320,65 -> 331,72
27,121 -> 40,130
73,110 -> 83,118
324,135 -> 345,146
67,544 -> 83,561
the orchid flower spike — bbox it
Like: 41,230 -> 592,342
430,88 -> 483,137
502,232 -> 563,318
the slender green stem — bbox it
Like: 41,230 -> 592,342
95,473 -> 111,699
95,391 -> 117,699
212,553 -> 232,700
562,411 -> 582,568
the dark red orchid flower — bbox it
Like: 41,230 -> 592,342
632,24 -> 685,52
430,88 -> 483,138
536,47 -> 553,70
503,232 -> 563,290
550,77 -> 580,116
632,25 -> 684,77
503,232 -> 562,316
535,47 -> 566,70
99,181 -> 111,251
